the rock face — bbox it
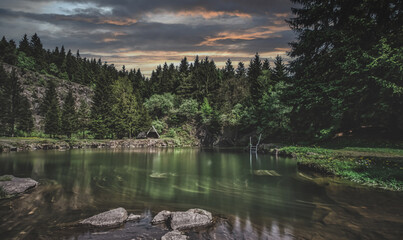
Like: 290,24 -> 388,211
152,209 -> 213,231
80,208 -> 128,227
170,209 -> 213,230
151,210 -> 171,224
0,175 -> 38,196
161,230 -> 188,240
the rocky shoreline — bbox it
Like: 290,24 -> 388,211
0,138 -> 177,153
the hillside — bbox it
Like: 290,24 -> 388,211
1,63 -> 93,131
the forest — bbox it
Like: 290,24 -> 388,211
0,0 -> 402,144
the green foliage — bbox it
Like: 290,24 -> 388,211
17,52 -> 36,71
178,99 -> 199,119
144,93 -> 175,118
152,119 -> 166,134
287,0 -> 403,137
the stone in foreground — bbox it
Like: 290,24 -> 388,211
80,208 -> 128,227
170,209 -> 213,230
127,213 -> 142,221
162,230 -> 188,240
151,210 -> 171,224
0,175 -> 38,196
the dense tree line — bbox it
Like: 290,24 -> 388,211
0,0 -> 401,141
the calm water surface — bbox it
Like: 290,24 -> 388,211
0,148 -> 402,239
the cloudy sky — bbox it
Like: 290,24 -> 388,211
0,0 -> 296,76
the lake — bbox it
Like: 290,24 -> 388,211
0,148 -> 402,239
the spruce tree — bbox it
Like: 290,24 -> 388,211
223,59 -> 235,80
272,55 -> 287,83
77,99 -> 90,139
61,89 -> 77,138
18,34 -> 31,56
248,53 -> 262,105
17,96 -> 34,134
90,73 -> 114,139
43,81 -> 60,138
236,62 -> 246,78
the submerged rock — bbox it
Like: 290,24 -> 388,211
161,230 -> 188,240
253,170 -> 281,176
0,175 -> 38,196
80,207 -> 128,227
127,213 -> 142,221
151,210 -> 172,224
170,209 -> 213,230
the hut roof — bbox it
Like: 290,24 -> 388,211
146,125 -> 160,138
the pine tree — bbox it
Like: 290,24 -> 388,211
77,99 -> 90,139
90,73 -> 114,139
18,34 -> 31,56
248,53 -> 262,105
111,77 -> 138,138
17,96 -> 34,134
179,57 -> 189,76
262,59 -> 270,71
43,81 -> 60,137
0,66 -> 10,135
30,33 -> 45,70
272,55 -> 287,83
61,89 -> 77,138
236,62 -> 246,78
223,59 -> 235,80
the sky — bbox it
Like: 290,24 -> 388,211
0,0 -> 296,76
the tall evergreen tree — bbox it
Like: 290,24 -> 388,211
18,34 -> 31,56
77,99 -> 90,139
287,0 -> 403,136
272,55 -> 287,83
248,53 -> 263,105
17,96 -> 34,134
61,89 -> 77,138
223,59 -> 235,80
236,62 -> 246,78
90,73 -> 114,139
262,59 -> 270,71
43,81 -> 60,137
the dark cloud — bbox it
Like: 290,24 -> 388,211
0,0 -> 296,74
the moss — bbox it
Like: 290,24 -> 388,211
0,175 -> 12,181
280,146 -> 403,191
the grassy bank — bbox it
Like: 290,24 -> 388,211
279,143 -> 403,191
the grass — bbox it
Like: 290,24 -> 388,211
280,145 -> 403,191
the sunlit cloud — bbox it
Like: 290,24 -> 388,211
0,0 -> 296,77
177,7 -> 252,19
198,25 -> 290,46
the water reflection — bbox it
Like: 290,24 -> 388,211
0,149 -> 402,239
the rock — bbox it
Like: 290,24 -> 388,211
151,210 -> 172,224
127,213 -> 142,221
136,132 -> 147,139
0,175 -> 38,196
162,230 -> 188,240
80,207 -> 128,227
253,170 -> 281,176
170,209 -> 213,230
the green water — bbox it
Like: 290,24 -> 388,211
0,148 -> 402,239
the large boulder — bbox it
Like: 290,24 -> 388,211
161,230 -> 188,240
80,208 -> 128,227
151,210 -> 171,224
170,209 -> 213,230
0,175 -> 38,196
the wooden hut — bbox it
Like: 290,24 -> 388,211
146,126 -> 160,139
